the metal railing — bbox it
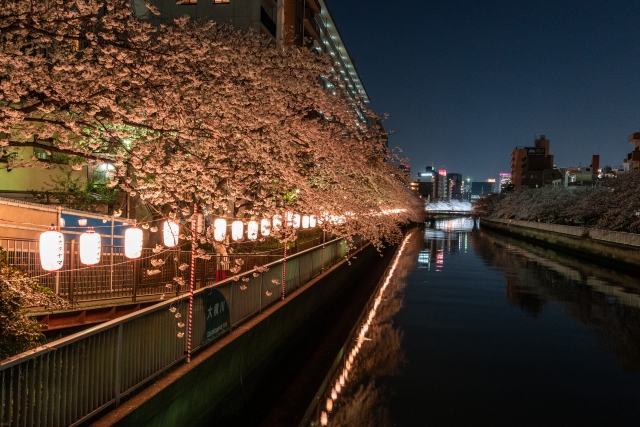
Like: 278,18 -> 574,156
0,237 -> 323,304
483,218 -> 640,247
0,237 -> 359,427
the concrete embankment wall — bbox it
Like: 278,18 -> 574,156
91,243 -> 393,427
481,219 -> 640,271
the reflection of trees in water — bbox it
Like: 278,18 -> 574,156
328,231 -> 423,427
471,230 -> 640,372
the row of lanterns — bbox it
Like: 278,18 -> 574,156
39,214 -> 319,272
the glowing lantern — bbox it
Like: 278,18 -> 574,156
272,215 -> 282,232
213,218 -> 226,242
79,228 -> 101,265
339,375 -> 345,386
196,213 -> 204,234
124,227 -> 143,259
39,225 -> 64,271
163,220 -> 179,247
247,220 -> 258,241
326,398 -> 333,412
310,215 -> 317,228
286,212 -> 293,227
231,220 -> 244,241
320,411 -> 328,426
261,218 -> 271,236
292,214 -> 301,229
331,389 -> 337,400
302,215 -> 310,229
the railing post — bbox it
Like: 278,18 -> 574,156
259,268 -> 263,313
69,239 -> 75,304
132,258 -> 138,303
321,230 -> 326,274
115,324 -> 123,406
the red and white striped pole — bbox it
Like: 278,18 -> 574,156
187,204 -> 197,363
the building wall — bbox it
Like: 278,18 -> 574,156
0,147 -> 88,196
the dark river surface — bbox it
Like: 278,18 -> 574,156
299,219 -> 640,427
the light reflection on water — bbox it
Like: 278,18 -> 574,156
303,220 -> 640,427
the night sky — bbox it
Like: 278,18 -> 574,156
327,0 -> 640,182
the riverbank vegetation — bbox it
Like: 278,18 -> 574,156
0,250 -> 69,359
472,171 -> 640,233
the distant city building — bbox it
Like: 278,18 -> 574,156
563,155 -> 600,187
624,133 -> 640,171
435,169 -> 448,201
499,172 -> 513,193
486,178 -> 496,193
417,166 -> 436,200
447,173 -> 463,201
470,182 -> 494,202
511,135 -> 562,189
397,164 -> 410,179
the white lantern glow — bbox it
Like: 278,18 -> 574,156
247,220 -> 258,241
231,220 -> 244,241
286,211 -> 293,227
39,225 -> 64,271
326,398 -> 333,412
163,220 -> 179,247
196,213 -> 204,234
261,218 -> 271,236
213,218 -> 227,242
320,411 -> 328,426
124,227 -> 143,259
302,215 -> 310,229
310,215 -> 317,228
79,228 -> 101,265
272,215 -> 282,232
292,214 -> 301,229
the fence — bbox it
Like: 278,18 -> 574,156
0,237 -> 357,427
0,236 -> 324,304
483,218 -> 640,247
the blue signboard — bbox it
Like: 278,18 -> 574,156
202,287 -> 230,343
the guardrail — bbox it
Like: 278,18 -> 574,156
483,218 -> 640,247
0,237 -> 360,427
0,237 -> 321,303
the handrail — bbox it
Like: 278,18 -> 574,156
0,237 -> 346,369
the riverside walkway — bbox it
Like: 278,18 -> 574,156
0,236 -> 360,427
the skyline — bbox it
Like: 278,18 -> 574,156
327,0 -> 640,181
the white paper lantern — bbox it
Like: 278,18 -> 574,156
285,211 -> 293,227
40,226 -> 64,271
247,220 -> 259,241
261,218 -> 271,236
302,215 -> 310,229
231,220 -> 244,241
124,227 -> 143,259
320,411 -> 328,426
196,213 -> 205,234
272,215 -> 282,232
326,398 -> 333,412
310,215 -> 317,228
80,229 -> 101,265
163,220 -> 179,247
213,218 -> 227,242
292,214 -> 301,229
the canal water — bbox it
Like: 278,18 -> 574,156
301,219 -> 640,427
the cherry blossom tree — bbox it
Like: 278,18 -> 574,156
0,0 -> 423,248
